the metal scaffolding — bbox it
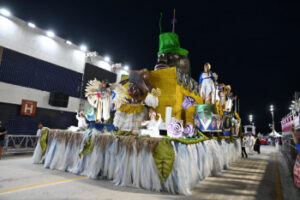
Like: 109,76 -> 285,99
3,135 -> 37,155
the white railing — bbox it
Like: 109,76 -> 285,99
3,135 -> 37,155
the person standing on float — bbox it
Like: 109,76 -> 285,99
198,62 -> 216,104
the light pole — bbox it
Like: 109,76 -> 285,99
249,114 -> 254,134
270,105 -> 275,132
249,114 -> 253,124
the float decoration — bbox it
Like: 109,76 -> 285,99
153,140 -> 175,183
79,132 -> 94,158
40,128 -> 49,156
140,110 -> 162,137
144,88 -> 161,108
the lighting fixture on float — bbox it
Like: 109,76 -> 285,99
104,56 -> 110,62
0,8 -> 11,17
46,30 -> 55,38
28,22 -> 36,28
66,40 -> 72,45
80,44 -> 87,52
124,65 -> 129,71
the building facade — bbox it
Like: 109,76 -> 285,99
0,14 -> 127,135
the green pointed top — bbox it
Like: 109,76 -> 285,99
157,32 -> 189,56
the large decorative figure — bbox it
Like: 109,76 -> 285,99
114,69 -> 161,132
140,110 -> 162,137
198,62 -> 216,104
120,69 -> 153,104
154,32 -> 190,74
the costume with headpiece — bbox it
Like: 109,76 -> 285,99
85,79 -> 117,122
225,85 -> 233,112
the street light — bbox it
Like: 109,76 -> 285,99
249,114 -> 253,124
46,30 -> 55,38
104,56 -> 110,62
27,22 -> 36,28
0,8 -> 11,17
124,65 -> 129,71
269,105 -> 275,132
80,44 -> 88,52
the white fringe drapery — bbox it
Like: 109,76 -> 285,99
32,129 -> 241,195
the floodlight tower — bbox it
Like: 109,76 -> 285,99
270,105 -> 275,132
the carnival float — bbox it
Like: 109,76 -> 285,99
32,13 -> 242,195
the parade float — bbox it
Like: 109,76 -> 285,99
32,14 -> 242,195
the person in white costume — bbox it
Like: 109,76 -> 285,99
198,62 -> 216,104
76,111 -> 88,129
247,133 -> 255,154
96,81 -> 112,123
140,110 -> 162,137
219,87 -> 226,107
32,123 -> 45,164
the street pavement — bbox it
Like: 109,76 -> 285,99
0,145 -> 299,200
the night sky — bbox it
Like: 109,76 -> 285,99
2,0 -> 300,133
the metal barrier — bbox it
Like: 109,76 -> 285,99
3,135 -> 37,155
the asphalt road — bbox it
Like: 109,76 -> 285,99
0,145 -> 299,200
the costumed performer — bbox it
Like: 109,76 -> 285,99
292,126 -> 300,188
211,72 -> 225,104
241,136 -> 248,158
32,122 -> 46,163
247,133 -> 255,155
219,86 -> 226,107
96,80 -> 112,123
140,110 -> 162,137
198,62 -> 216,104
76,110 -> 88,129
224,85 -> 237,112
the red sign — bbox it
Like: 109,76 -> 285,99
21,100 -> 37,116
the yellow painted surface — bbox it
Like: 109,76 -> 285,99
148,67 -> 203,125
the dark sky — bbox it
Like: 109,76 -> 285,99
2,0 -> 300,133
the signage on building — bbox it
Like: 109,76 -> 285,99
21,100 -> 37,116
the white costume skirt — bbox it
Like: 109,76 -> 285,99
200,79 -> 215,102
32,138 -> 43,164
97,98 -> 111,121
